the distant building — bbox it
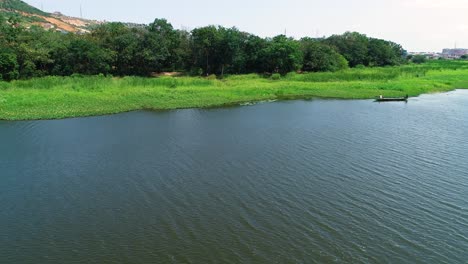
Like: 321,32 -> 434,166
408,48 -> 468,60
442,49 -> 468,59
408,52 -> 439,59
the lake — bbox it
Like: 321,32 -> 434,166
1,90 -> 467,263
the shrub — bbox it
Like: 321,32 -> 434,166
412,55 -> 427,64
271,73 -> 281,80
206,74 -> 217,80
190,68 -> 203,76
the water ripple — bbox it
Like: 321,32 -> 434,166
2,91 -> 468,263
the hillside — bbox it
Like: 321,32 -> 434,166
0,0 -> 101,32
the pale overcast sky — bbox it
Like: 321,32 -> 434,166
24,0 -> 468,52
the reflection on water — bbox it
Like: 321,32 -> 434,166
1,90 -> 468,263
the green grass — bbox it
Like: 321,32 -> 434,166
1,61 -> 468,120
1,0 -> 48,16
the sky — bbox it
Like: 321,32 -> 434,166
23,0 -> 468,52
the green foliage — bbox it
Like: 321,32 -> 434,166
189,67 -> 203,76
91,23 -> 146,75
242,35 -> 268,73
167,78 -> 178,88
52,36 -> 114,75
145,18 -> 180,72
16,26 -> 65,78
260,35 -> 302,74
0,15 -> 22,43
0,0 -> 48,16
191,26 -> 218,75
301,38 -> 348,72
173,30 -> 191,71
189,26 -> 255,76
368,38 -> 405,66
412,55 -> 427,64
0,52 -> 19,81
271,73 -> 281,80
325,32 -> 405,67
0,13 -> 408,80
326,32 -> 370,67
285,65 -> 428,82
1,61 -> 468,120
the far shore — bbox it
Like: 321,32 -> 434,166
1,62 -> 468,121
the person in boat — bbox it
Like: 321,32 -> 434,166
379,95 -> 383,99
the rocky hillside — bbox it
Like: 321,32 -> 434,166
0,0 -> 102,33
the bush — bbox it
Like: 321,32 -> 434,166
206,74 -> 217,80
271,73 -> 281,80
190,67 -> 203,76
412,55 -> 427,64
301,40 -> 349,72
71,73 -> 85,78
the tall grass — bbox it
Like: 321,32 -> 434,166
0,75 -> 217,90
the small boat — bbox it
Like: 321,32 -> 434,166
375,95 -> 408,102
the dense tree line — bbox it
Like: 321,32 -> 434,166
0,15 -> 407,81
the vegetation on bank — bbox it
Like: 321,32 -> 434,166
1,11 -> 406,81
1,61 -> 468,120
1,7 -> 468,120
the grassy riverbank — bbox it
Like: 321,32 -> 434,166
1,61 -> 468,120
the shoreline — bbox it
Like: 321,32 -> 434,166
2,63 -> 468,121
0,88 -> 466,122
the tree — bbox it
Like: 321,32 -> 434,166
242,35 -> 268,73
0,15 -> 22,44
172,29 -> 191,72
325,32 -> 405,68
260,35 -> 302,74
325,32 -> 369,67
190,26 -> 223,75
0,52 -> 19,81
411,55 -> 427,64
368,38 -> 405,66
188,28 -> 264,75
52,36 -> 114,75
145,18 -> 180,72
15,26 -> 64,78
301,38 -> 348,72
216,27 -> 245,76
0,13 -> 409,79
91,23 -> 142,75
91,19 -> 182,76
0,15 -> 19,80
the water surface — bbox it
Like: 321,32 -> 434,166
1,90 -> 468,263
